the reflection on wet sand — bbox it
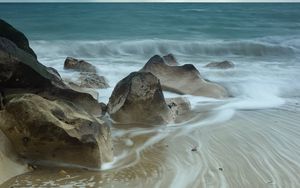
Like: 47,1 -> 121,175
2,99 -> 300,188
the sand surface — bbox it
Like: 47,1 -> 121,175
1,98 -> 300,188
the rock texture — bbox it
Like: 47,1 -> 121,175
205,60 -> 234,69
166,97 -> 192,123
0,20 -> 113,175
64,57 -> 97,73
107,72 -> 174,125
140,55 -> 228,99
79,72 -> 109,89
163,53 -> 178,65
0,19 -> 37,58
0,94 -> 113,168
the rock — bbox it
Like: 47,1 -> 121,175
205,60 -> 234,69
79,72 -> 109,89
0,93 -> 113,168
0,37 -> 102,115
107,72 -> 173,125
65,81 -> 99,100
140,55 -> 228,99
64,57 -> 97,73
163,53 -> 178,65
166,97 -> 192,123
0,19 -> 37,59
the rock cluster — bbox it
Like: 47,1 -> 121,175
0,19 -> 231,184
0,20 -> 113,177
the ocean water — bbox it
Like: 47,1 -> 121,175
1,3 -> 300,106
1,3 -> 300,187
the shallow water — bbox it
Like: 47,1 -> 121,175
1,3 -> 300,187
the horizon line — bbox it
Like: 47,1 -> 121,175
0,0 -> 300,3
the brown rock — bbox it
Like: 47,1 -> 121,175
140,55 -> 228,99
107,72 -> 173,125
0,93 -> 113,168
64,57 -> 97,73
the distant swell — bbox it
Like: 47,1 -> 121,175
31,39 -> 298,59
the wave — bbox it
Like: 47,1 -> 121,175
31,38 -> 298,59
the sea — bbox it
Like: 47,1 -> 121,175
1,3 -> 300,187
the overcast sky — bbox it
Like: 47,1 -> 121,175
0,0 -> 299,2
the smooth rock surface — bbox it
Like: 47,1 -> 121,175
140,55 -> 228,98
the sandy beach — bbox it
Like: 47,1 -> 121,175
2,97 -> 300,188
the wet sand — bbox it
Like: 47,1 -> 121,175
1,98 -> 300,188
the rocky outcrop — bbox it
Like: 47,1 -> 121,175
140,55 -> 228,99
0,93 -> 113,168
0,19 -> 37,58
205,60 -> 234,69
0,20 -> 114,174
163,53 -> 178,65
0,37 -> 102,115
107,72 -> 174,125
64,57 -> 97,73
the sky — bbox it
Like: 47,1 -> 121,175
0,0 -> 298,2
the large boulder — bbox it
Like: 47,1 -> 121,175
0,93 -> 113,168
64,57 -> 97,73
107,72 -> 174,125
0,19 -> 37,58
0,37 -> 102,115
205,60 -> 234,69
140,55 -> 228,99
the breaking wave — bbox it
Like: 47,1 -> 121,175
31,38 -> 298,59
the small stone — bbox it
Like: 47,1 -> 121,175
219,168 -> 223,171
191,147 -> 197,152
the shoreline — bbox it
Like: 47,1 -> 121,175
2,98 -> 300,187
